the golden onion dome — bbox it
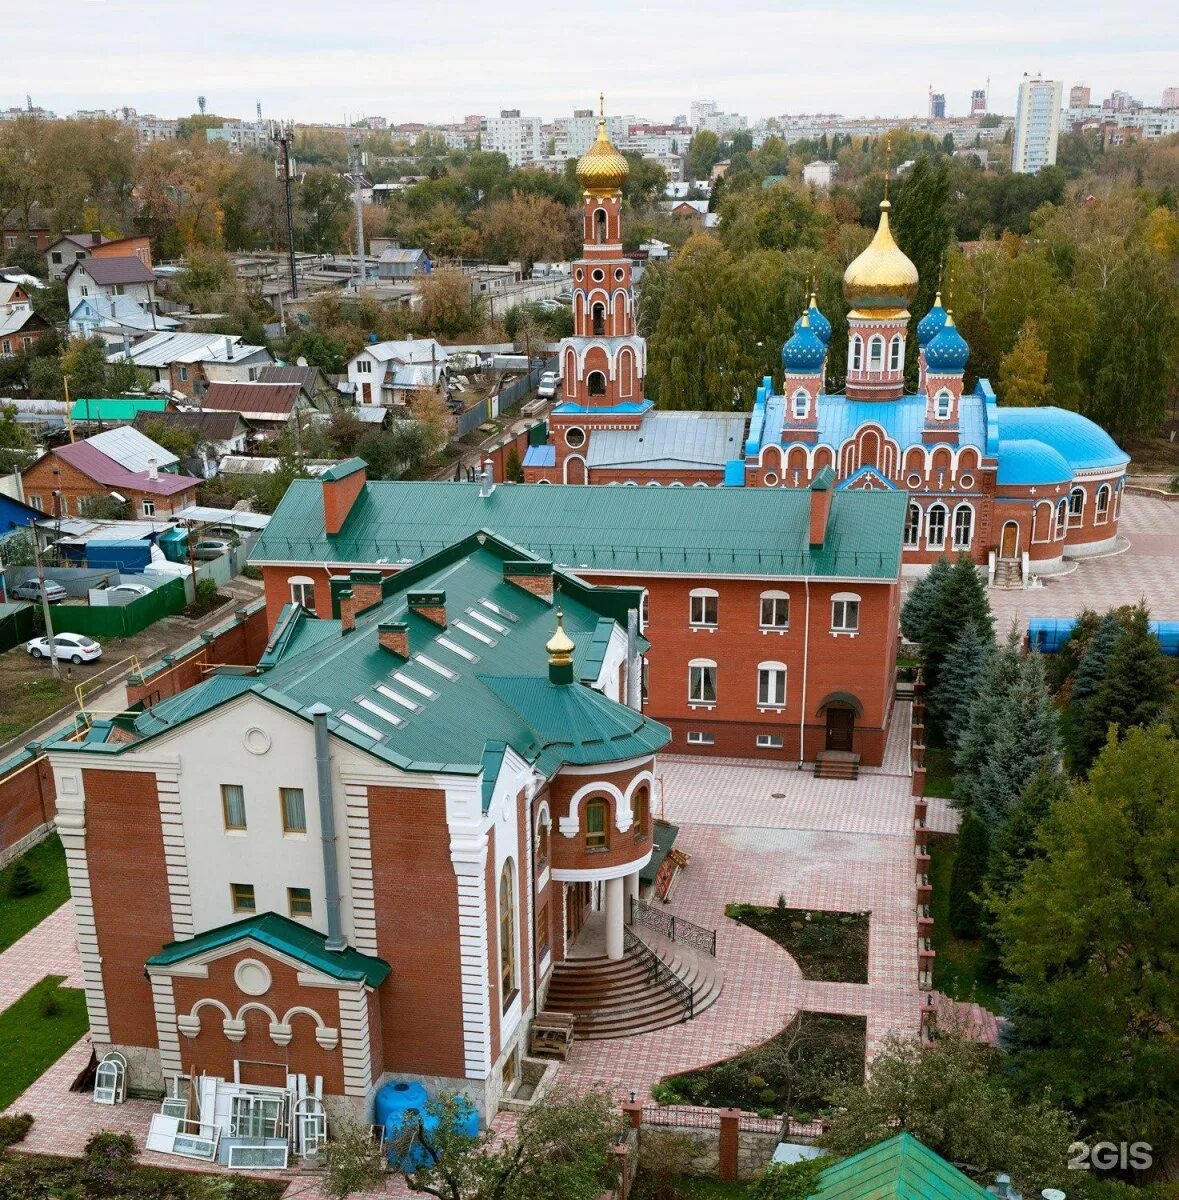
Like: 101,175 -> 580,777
842,200 -> 919,309
546,608 -> 575,666
576,119 -> 629,193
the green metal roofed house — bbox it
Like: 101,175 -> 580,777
44,529 -> 695,1133
70,396 -> 171,424
807,1134 -> 997,1200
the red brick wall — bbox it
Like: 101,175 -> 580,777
85,767 -> 173,1047
127,605 -> 270,707
548,759 -> 655,872
169,949 -> 346,1093
263,566 -> 361,627
0,755 -> 55,859
367,784 -> 466,1078
21,452 -> 195,519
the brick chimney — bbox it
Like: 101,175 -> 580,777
378,621 -> 409,657
322,458 -> 368,536
809,466 -> 835,547
338,589 -> 356,633
503,559 -> 553,602
408,590 -> 447,627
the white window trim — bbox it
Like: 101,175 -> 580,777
952,503 -> 974,551
686,731 -> 715,745
888,335 -> 903,371
831,591 -> 861,636
688,587 -> 719,629
756,733 -> 784,749
925,503 -> 948,551
868,335 -> 885,370
1095,484 -> 1111,525
791,389 -> 809,419
903,502 -> 921,548
688,658 -> 717,707
934,388 -> 952,420
850,336 -> 863,372
759,589 -> 790,632
756,661 -> 788,710
1067,487 -> 1085,528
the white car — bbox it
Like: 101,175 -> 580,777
536,372 -> 559,400
107,583 -> 153,599
27,633 -> 103,665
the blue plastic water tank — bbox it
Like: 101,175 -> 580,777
375,1080 -> 480,1169
1027,617 -> 1077,654
1151,621 -> 1179,657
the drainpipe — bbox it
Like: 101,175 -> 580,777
625,608 -> 640,710
799,578 -> 811,767
309,702 -> 346,951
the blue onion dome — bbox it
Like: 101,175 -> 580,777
917,291 -> 947,347
924,310 -> 969,372
806,292 -> 832,345
782,313 -> 826,372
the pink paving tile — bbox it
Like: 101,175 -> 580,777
0,901 -> 82,1009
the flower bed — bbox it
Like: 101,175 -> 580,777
725,903 -> 869,984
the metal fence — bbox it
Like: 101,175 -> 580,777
455,358 -> 557,440
640,1104 -> 818,1138
624,926 -> 693,1019
0,603 -> 37,653
631,897 -> 717,957
52,576 -> 187,638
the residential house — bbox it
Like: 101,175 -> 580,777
198,380 -> 313,439
0,281 -> 51,356
802,160 -> 839,188
375,247 -> 431,280
45,516 -> 666,1124
256,363 -> 334,409
69,396 -> 172,428
45,229 -> 150,283
68,294 -> 180,342
346,338 -> 448,408
2,204 -> 52,255
667,199 -> 719,227
132,408 -> 250,478
21,426 -> 202,520
108,332 -> 273,398
66,254 -> 158,313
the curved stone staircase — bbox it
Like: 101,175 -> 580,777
544,922 -> 723,1040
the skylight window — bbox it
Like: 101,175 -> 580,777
453,619 -> 495,646
392,671 -> 435,699
415,653 -> 458,681
466,608 -> 509,635
480,599 -> 519,622
437,636 -> 479,662
374,684 -> 421,712
339,712 -> 383,740
356,697 -> 405,728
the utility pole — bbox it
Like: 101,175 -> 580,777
275,122 -> 298,299
62,375 -> 74,443
28,519 -> 60,679
348,121 -> 367,290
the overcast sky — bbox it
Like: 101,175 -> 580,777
4,0 -> 1176,124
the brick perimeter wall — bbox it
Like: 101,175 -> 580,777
0,755 -> 56,864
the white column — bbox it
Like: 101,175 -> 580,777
624,870 -> 640,922
605,876 -> 625,961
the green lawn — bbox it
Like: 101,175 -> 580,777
0,975 -> 89,1110
0,676 -> 72,744
928,839 -> 1001,1013
0,835 -> 70,954
922,746 -> 956,800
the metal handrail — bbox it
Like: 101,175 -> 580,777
624,927 -> 693,1020
631,897 -> 717,957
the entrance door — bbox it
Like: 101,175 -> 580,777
1000,521 -> 1019,560
825,706 -> 855,752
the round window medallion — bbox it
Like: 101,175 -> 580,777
960,474 -> 974,489
614,268 -> 625,281
764,472 -> 779,486
565,427 -> 586,449
243,727 -> 271,755
574,268 -> 583,281
591,268 -> 605,282
907,473 -> 923,488
234,959 -> 272,997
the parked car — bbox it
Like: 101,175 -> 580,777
11,579 -> 67,603
106,583 -> 153,599
26,633 -> 102,664
536,372 -> 559,400
193,538 -> 234,560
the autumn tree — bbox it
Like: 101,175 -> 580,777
478,192 -> 579,272
416,269 -> 480,339
998,319 -> 1049,407
300,167 -> 352,252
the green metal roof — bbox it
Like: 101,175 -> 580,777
146,911 -> 391,987
71,397 -> 170,421
250,479 -> 906,581
320,457 -> 368,482
808,1135 -> 995,1200
63,533 -> 668,797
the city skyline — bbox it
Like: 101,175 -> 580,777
4,0 -> 1176,126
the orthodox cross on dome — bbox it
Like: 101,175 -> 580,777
599,91 -> 605,120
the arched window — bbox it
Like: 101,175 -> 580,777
850,336 -> 863,372
1056,498 -> 1069,540
888,335 -> 903,371
587,371 -> 606,397
868,335 -> 884,371
499,861 -> 517,1009
618,347 -> 634,397
640,589 -> 650,631
1095,483 -> 1111,525
585,799 -> 609,849
757,661 -> 787,708
831,592 -> 861,633
592,302 -> 605,336
903,502 -> 921,547
926,503 -> 947,549
632,785 -> 649,839
934,389 -> 952,420
535,810 -> 550,871
689,587 -> 718,627
792,389 -> 809,419
759,590 -> 790,629
1068,486 -> 1085,527
952,504 -> 974,550
688,658 -> 717,704
289,577 -> 316,610
593,208 -> 607,244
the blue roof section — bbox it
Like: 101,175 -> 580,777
995,406 -> 1129,472
723,459 -> 746,486
995,438 -> 1073,485
553,400 -> 653,416
523,444 -> 556,468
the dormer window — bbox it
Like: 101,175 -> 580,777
791,390 -> 809,419
934,389 -> 952,420
889,336 -> 903,371
868,336 -> 884,371
850,336 -> 863,372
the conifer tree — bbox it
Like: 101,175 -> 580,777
1065,612 -> 1123,772
900,556 -> 951,645
922,555 -> 993,698
949,809 -> 990,938
985,764 -> 1072,906
928,620 -> 995,747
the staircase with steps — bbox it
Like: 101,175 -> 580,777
814,750 -> 860,781
933,993 -> 1001,1044
993,559 -> 1022,590
544,921 -> 723,1040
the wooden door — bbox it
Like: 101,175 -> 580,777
1000,521 -> 1019,559
825,707 -> 855,752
